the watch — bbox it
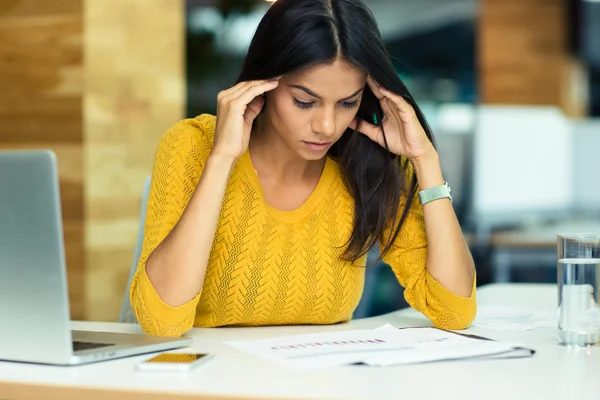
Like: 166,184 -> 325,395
418,182 -> 453,205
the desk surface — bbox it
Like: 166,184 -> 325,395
1,283 -> 599,400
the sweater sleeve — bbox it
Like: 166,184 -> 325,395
381,188 -> 477,330
130,115 -> 216,336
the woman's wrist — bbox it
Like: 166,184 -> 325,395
409,148 -> 444,190
204,152 -> 237,183
207,152 -> 237,170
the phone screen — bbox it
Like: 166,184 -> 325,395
145,353 -> 210,364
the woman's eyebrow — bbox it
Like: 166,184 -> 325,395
290,85 -> 364,101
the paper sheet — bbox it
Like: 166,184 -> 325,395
225,325 -> 528,369
472,306 -> 556,331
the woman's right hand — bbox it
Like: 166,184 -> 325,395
211,79 -> 281,161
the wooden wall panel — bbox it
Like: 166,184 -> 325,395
478,0 -> 586,116
0,1 -> 84,319
84,0 -> 185,321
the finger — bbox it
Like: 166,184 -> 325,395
227,78 -> 281,103
379,87 -> 415,116
218,83 -> 250,110
366,76 -> 384,100
243,95 -> 265,124
221,79 -> 273,103
222,81 -> 257,102
231,80 -> 280,111
219,81 -> 252,101
380,97 -> 397,119
350,117 -> 384,146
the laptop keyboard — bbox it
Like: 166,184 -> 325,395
72,341 -> 114,352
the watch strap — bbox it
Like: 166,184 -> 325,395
418,182 -> 452,205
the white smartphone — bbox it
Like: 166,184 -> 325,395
136,352 -> 214,372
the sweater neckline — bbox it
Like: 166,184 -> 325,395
237,149 -> 336,223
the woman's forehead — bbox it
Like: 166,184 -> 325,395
286,60 -> 367,98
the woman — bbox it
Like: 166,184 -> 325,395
130,0 -> 476,337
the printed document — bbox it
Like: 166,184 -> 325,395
225,324 -> 533,369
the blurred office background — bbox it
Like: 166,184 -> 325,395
0,0 -> 598,322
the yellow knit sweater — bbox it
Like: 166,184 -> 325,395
130,114 -> 476,336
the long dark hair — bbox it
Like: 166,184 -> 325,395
236,0 -> 435,265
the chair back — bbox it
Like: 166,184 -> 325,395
119,177 -> 151,323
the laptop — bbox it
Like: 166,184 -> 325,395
0,149 -> 192,365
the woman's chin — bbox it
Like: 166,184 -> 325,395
297,149 -> 329,161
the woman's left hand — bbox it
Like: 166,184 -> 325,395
351,76 -> 435,161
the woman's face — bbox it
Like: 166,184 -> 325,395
263,59 -> 367,160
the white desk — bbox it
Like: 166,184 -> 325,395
1,283 -> 599,400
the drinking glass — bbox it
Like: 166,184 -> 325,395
557,233 -> 600,346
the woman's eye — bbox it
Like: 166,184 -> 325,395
341,101 -> 359,109
293,99 -> 359,110
293,98 -> 314,109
